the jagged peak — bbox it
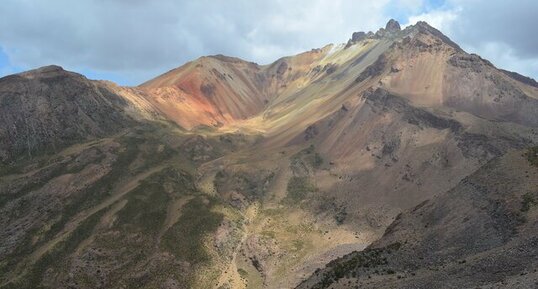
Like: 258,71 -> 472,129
345,19 -> 462,52
414,20 -> 433,29
385,19 -> 401,32
346,19 -> 401,47
406,21 -> 463,51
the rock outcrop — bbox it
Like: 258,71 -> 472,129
385,19 -> 401,32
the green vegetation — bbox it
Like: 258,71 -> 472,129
0,136 -> 142,280
0,163 -> 67,209
237,268 -> 249,279
0,126 -> 234,289
0,145 -> 108,209
313,242 -> 401,289
64,148 -> 107,174
284,176 -> 317,203
137,141 -> 177,172
291,239 -> 306,252
4,209 -> 106,289
38,136 -> 142,246
117,180 -> 170,234
80,167 -> 201,288
335,207 -> 348,225
521,192 -> 537,212
290,145 -> 324,172
526,146 -> 538,167
39,165 -> 207,287
260,230 -> 276,239
313,152 -> 324,169
0,163 -> 22,177
116,167 -> 196,234
0,159 -> 85,278
214,170 -> 274,201
161,196 -> 224,264
0,133 -> 185,282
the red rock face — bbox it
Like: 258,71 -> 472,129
138,56 -> 269,129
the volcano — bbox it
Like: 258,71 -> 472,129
1,20 -> 537,289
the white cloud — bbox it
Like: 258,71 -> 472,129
394,0 -> 426,13
406,8 -> 459,34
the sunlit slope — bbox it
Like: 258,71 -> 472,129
251,21 -> 538,147
136,37 -> 394,132
139,56 -> 270,129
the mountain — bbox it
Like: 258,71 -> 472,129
0,65 -> 165,163
139,55 -> 269,129
1,19 -> 537,289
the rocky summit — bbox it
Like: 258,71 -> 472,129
1,20 -> 538,289
385,19 -> 401,32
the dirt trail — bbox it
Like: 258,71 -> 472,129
27,164 -> 168,264
216,203 -> 260,289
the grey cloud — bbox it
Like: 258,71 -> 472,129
0,0 -> 395,84
406,0 -> 538,79
1,0 -> 536,84
449,0 -> 538,59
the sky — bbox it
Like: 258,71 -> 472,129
0,0 -> 536,86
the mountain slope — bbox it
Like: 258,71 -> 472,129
0,65 -> 165,164
0,19 -> 538,289
139,55 -> 269,129
297,148 -> 538,289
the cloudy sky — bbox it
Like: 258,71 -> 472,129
0,0 -> 536,85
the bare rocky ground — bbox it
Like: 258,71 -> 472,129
297,148 -> 538,289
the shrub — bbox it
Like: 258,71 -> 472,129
285,177 -> 317,203
521,192 -> 537,212
526,146 -> 538,167
237,268 -> 248,279
161,196 -> 223,264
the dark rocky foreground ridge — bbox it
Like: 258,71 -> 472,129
297,149 -> 538,289
0,19 -> 538,289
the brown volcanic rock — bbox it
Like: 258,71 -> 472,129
501,69 -> 538,88
0,66 -> 137,162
